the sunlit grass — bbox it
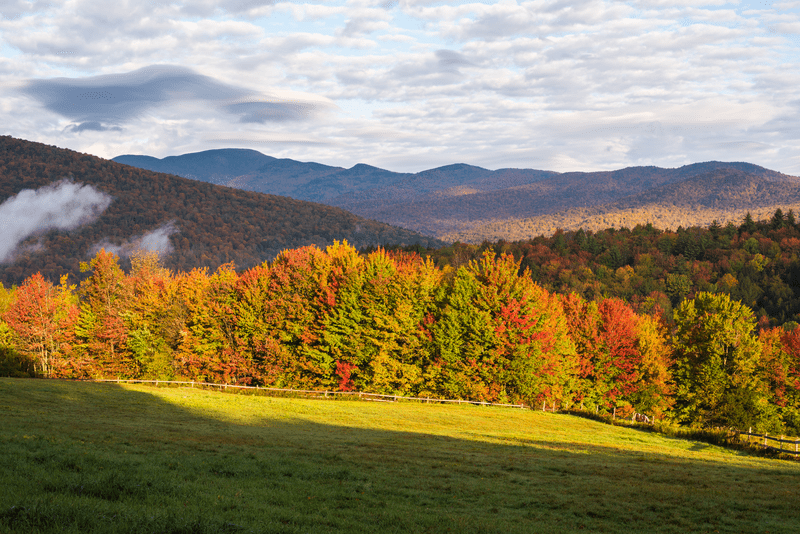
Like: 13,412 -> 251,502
2,378 -> 799,533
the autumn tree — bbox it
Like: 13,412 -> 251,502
75,249 -> 134,377
0,283 -> 34,378
176,263 -> 247,384
759,327 -> 800,433
123,250 -> 182,379
429,251 -> 576,405
562,294 -> 671,416
3,273 -> 78,377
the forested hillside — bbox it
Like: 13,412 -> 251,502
453,169 -> 800,242
403,209 -> 800,329
0,136 -> 443,285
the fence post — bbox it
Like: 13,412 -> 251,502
613,407 -> 616,420
542,401 -> 546,412
764,433 -> 768,447
552,401 -> 555,412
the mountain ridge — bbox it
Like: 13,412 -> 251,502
112,148 -> 800,243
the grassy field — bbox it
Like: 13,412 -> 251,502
1,378 -> 799,534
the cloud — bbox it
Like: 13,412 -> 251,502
65,121 -> 123,133
435,49 -> 475,71
3,0 -> 800,175
92,221 -> 178,258
21,64 -> 332,130
0,180 -> 113,263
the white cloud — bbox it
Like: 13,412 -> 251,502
1,0 -> 800,175
92,221 -> 179,258
0,180 -> 113,263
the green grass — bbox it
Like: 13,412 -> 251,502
1,378 -> 799,533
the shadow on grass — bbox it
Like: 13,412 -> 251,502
1,378 -> 800,534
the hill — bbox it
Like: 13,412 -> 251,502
3,378 -> 799,533
113,148 -> 277,186
449,168 -> 800,242
0,136 -> 444,285
113,149 -> 800,242
358,163 -> 799,241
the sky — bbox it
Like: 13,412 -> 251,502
2,0 -> 800,174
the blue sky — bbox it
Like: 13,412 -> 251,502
1,0 -> 800,174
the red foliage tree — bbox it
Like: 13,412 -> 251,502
3,273 -> 78,377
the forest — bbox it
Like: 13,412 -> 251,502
407,209 -> 800,330
2,218 -> 800,435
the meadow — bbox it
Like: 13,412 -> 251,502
1,378 -> 799,534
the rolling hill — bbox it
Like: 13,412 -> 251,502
114,149 -> 800,243
0,136 -> 444,285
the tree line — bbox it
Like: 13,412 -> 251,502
407,209 -> 800,330
1,241 -> 799,434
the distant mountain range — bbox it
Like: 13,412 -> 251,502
113,150 -> 800,242
0,137 -> 443,285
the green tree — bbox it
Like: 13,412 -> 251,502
771,208 -> 785,230
672,292 -> 767,429
430,251 -> 576,405
741,212 -> 757,234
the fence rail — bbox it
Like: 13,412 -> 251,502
82,380 -> 800,456
88,379 -> 525,409
736,429 -> 800,455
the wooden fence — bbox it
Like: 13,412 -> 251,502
89,379 -> 525,409
736,428 -> 800,455
83,379 -> 800,456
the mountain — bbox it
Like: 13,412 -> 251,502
113,148 -> 800,243
342,162 -> 797,239
113,148 -> 277,185
112,152 -> 554,205
0,136 -> 444,285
